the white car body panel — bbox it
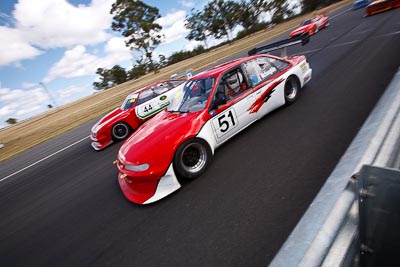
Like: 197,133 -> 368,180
135,84 -> 183,119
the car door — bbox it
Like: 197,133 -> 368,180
241,56 -> 288,118
209,67 -> 258,145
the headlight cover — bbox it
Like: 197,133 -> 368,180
125,163 -> 149,172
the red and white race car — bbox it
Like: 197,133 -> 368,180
115,36 -> 312,204
289,14 -> 329,38
365,0 -> 400,16
90,79 -> 185,150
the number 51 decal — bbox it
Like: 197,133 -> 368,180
212,108 -> 238,138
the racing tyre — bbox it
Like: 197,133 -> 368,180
173,138 -> 212,180
111,122 -> 131,141
284,76 -> 300,105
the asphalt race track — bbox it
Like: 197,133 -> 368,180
1,4 -> 400,266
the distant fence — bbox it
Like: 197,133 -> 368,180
269,67 -> 400,266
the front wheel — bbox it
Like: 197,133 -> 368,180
284,76 -> 300,105
173,138 -> 212,180
111,122 -> 131,141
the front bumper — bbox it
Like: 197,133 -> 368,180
118,163 -> 181,204
90,134 -> 113,151
303,68 -> 312,85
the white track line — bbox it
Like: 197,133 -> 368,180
0,136 -> 89,182
331,8 -> 352,20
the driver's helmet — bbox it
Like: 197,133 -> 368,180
226,72 -> 242,92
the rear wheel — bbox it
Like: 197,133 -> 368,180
111,122 -> 131,141
284,76 -> 300,105
173,138 -> 212,180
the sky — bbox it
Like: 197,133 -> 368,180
0,0 -> 228,129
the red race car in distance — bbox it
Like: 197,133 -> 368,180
289,14 -> 329,38
90,79 -> 185,150
365,0 -> 400,16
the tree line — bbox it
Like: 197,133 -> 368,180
93,0 -> 341,90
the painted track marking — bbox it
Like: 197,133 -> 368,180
0,136 -> 89,182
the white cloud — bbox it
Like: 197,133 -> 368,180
21,82 -> 39,89
157,10 -> 186,28
44,45 -> 98,83
58,84 -> 90,103
0,0 -> 115,67
104,37 -> 130,55
179,1 -> 195,8
0,26 -> 43,66
44,37 -> 133,83
0,86 -> 50,127
157,10 -> 188,44
0,83 -> 95,128
13,0 -> 114,49
184,40 -> 203,51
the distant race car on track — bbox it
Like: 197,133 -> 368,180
115,35 -> 312,204
365,0 -> 400,16
289,14 -> 329,38
90,79 -> 185,150
352,0 -> 371,10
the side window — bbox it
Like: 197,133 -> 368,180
255,57 -> 279,80
169,80 -> 185,88
222,69 -> 248,100
137,87 -> 155,105
268,57 -> 290,71
211,69 -> 248,109
243,56 -> 285,87
152,83 -> 169,95
242,60 -> 261,86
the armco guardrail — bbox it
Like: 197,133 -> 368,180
269,66 -> 400,267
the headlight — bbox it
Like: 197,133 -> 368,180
91,125 -> 102,137
125,163 -> 149,172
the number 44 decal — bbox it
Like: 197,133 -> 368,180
212,108 -> 238,138
143,104 -> 153,113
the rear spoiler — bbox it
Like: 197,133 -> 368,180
248,32 -> 309,57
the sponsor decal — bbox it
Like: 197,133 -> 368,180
159,95 -> 167,101
247,78 -> 284,114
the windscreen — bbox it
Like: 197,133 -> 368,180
167,77 -> 215,113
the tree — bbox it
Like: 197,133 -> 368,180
110,0 -> 163,72
6,118 -> 17,125
185,9 -> 209,48
127,58 -> 147,80
156,54 -> 168,69
168,45 -> 205,65
203,0 -> 240,41
268,0 -> 295,24
236,0 -> 267,30
93,65 -> 128,90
